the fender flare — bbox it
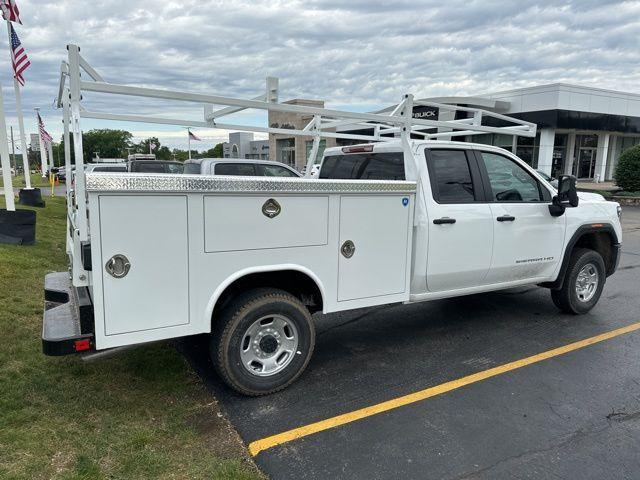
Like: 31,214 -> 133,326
541,223 -> 620,289
203,264 -> 327,330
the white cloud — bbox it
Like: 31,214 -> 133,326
3,0 -> 640,150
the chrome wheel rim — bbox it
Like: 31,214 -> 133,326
575,263 -> 599,303
239,314 -> 298,377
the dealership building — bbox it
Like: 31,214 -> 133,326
267,83 -> 640,181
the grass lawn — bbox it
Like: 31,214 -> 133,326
0,197 -> 261,479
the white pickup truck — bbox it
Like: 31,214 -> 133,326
44,45 -> 622,396
44,138 -> 622,395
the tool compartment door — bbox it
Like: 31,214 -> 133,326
99,195 -> 189,335
338,194 -> 412,302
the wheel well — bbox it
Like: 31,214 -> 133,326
212,270 -> 323,323
574,231 -> 616,274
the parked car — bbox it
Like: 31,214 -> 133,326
536,170 -> 559,188
183,158 -> 301,177
128,159 -> 184,174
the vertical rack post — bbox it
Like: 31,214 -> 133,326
303,115 -> 321,178
67,44 -> 88,245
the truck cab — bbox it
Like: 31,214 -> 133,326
318,141 -> 621,301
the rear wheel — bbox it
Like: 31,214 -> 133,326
551,248 -> 605,314
210,288 -> 315,396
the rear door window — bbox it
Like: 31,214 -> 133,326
214,163 -> 258,176
257,164 -> 299,177
426,149 -> 478,203
319,152 -> 405,180
183,162 -> 201,174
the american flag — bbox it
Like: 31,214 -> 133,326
188,130 -> 202,141
37,112 -> 53,144
1,0 -> 22,24
10,24 -> 29,86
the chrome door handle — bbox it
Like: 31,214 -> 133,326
433,217 -> 456,225
497,215 -> 516,222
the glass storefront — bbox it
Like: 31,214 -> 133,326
276,138 -> 295,167
573,134 -> 598,179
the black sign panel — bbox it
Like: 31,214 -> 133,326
412,105 -> 439,120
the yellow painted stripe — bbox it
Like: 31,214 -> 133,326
248,321 -> 640,456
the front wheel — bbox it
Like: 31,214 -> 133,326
551,248 -> 605,314
210,288 -> 315,396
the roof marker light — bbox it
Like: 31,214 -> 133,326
341,145 -> 374,154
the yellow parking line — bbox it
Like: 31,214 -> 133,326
248,321 -> 640,456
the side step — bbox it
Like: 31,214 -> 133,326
43,272 -> 95,356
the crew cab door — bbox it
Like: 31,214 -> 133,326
475,150 -> 566,283
424,148 -> 493,292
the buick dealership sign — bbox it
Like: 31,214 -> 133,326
412,105 -> 439,120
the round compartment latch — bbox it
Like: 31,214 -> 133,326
341,240 -> 355,259
105,254 -> 131,278
262,198 -> 281,219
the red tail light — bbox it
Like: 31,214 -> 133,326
74,339 -> 91,352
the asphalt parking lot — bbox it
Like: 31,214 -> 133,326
184,206 -> 640,480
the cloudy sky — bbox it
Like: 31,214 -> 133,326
4,0 -> 640,150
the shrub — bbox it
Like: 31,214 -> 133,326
615,145 -> 640,192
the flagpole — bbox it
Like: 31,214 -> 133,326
188,129 -> 191,160
34,107 -> 46,176
6,19 -> 29,188
0,82 -> 15,211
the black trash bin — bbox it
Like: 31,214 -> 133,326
0,209 -> 36,245
18,187 -> 45,207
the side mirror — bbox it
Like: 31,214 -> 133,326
549,175 -> 579,216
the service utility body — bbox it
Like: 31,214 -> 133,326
43,45 -> 622,395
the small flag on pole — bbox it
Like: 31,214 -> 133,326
37,112 -> 53,144
1,0 -> 22,24
150,143 -> 157,151
188,130 -> 202,141
10,24 -> 29,85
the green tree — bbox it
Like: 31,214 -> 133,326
155,145 -> 172,160
135,137 -> 160,155
202,143 -> 224,158
614,145 -> 640,192
82,129 -> 133,160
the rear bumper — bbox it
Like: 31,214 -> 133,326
43,272 -> 95,356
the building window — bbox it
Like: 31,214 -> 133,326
551,133 -> 568,178
276,138 -> 295,167
305,139 -> 327,165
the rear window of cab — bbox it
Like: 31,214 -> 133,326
319,152 -> 405,180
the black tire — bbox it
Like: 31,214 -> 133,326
551,248 -> 606,314
210,288 -> 315,396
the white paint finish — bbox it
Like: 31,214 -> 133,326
426,203 -> 493,292
485,83 -> 640,116
486,203 -> 566,284
338,195 -> 411,301
80,138 -> 623,353
99,195 -> 190,335
605,135 -> 618,181
203,195 -> 328,252
594,133 -> 610,183
521,91 -> 559,112
537,128 -> 555,176
565,132 -> 577,175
